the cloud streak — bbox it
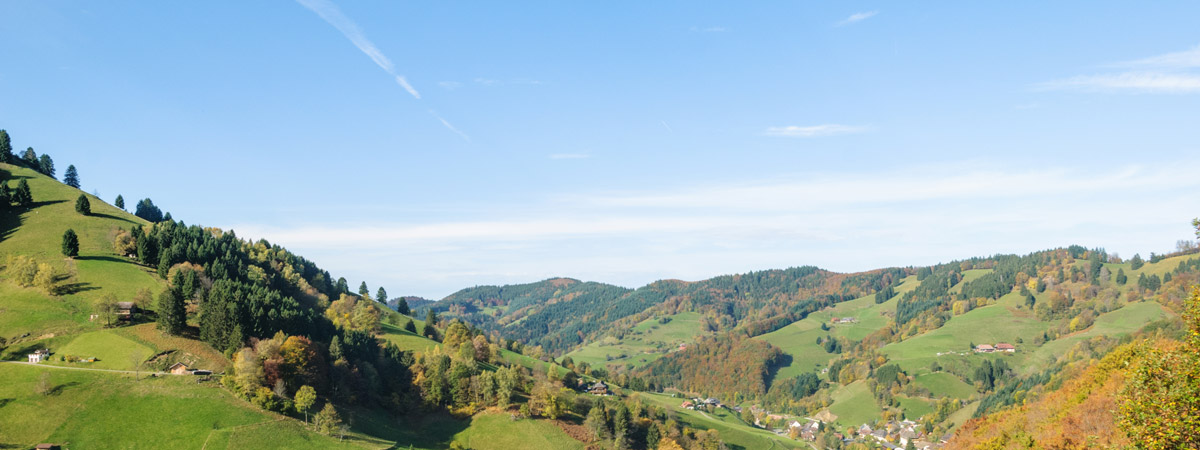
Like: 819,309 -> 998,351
233,162 -> 1200,297
837,11 -> 878,26
430,111 -> 470,142
1041,44 -> 1200,94
764,124 -> 868,137
296,0 -> 421,99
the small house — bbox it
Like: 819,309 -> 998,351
996,343 -> 1016,353
681,401 -> 694,409
35,444 -> 61,450
169,362 -> 191,375
28,349 -> 49,364
975,344 -> 995,353
116,302 -> 137,320
191,369 -> 213,376
587,381 -> 609,396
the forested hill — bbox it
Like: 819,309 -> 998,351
422,267 -> 907,355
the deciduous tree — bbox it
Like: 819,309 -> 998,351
295,385 -> 317,424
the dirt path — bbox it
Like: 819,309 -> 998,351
0,360 -> 172,376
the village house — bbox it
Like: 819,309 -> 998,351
28,349 -> 49,363
996,343 -> 1016,353
116,301 -> 138,320
35,444 -> 61,450
680,400 -> 694,410
169,362 -> 192,375
587,381 -> 610,396
975,344 -> 995,353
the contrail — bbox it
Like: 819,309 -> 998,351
296,0 -> 421,100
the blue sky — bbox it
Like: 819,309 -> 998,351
2,2 -> 1199,298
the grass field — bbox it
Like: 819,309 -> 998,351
565,312 -> 708,369
755,277 -> 918,380
827,381 -> 881,428
913,372 -> 976,399
48,329 -> 154,370
0,363 -> 376,449
451,412 -> 585,450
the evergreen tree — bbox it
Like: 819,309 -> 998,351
426,309 -> 438,327
1130,253 -> 1145,270
396,298 -> 411,315
38,154 -> 54,178
423,309 -> 439,340
335,277 -> 348,295
0,184 -> 10,207
403,319 -> 417,333
0,129 -> 11,163
22,147 -> 36,166
358,281 -> 369,296
376,286 -> 388,304
14,179 -> 32,207
115,194 -> 125,210
157,287 -> 186,335
75,194 -> 91,215
1116,268 -> 1128,285
134,198 -> 164,222
63,165 -> 80,188
61,229 -> 79,258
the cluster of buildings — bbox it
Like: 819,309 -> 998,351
974,343 -> 1016,353
832,317 -> 859,324
857,420 -> 937,449
680,396 -> 723,410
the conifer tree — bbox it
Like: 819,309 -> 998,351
358,281 -> 369,296
75,194 -> 91,215
157,287 -> 186,335
115,194 -> 125,210
63,165 -> 80,188
376,286 -> 388,304
22,147 -> 36,166
38,154 -> 54,178
61,229 -> 79,258
0,129 -> 11,163
0,184 -> 10,207
335,277 -> 348,295
396,298 -> 411,316
14,179 -> 32,207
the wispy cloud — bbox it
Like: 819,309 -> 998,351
549,153 -> 590,160
1039,72 -> 1200,93
296,0 -> 421,99
235,162 -> 1200,297
1115,44 -> 1200,68
1041,44 -> 1200,94
430,111 -> 470,142
836,11 -> 878,26
764,124 -> 869,137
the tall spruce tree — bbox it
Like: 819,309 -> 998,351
115,194 -> 125,210
38,154 -> 54,178
75,194 -> 91,215
63,165 -> 80,188
396,298 -> 411,316
358,281 -> 369,296
157,287 -> 186,335
61,229 -> 79,258
14,179 -> 32,207
376,286 -> 388,304
21,147 -> 36,166
0,129 -> 11,163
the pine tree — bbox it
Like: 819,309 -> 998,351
22,147 -> 36,166
0,184 -> 10,207
75,194 -> 91,215
396,298 -> 411,316
376,286 -> 388,304
157,287 -> 186,335
335,277 -> 348,295
0,129 -> 11,163
115,194 -> 125,210
14,179 -> 32,207
63,165 -> 80,188
38,154 -> 54,178
404,319 -> 417,333
358,281 -> 369,296
61,229 -> 79,258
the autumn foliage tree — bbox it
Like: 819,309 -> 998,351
1118,286 -> 1200,449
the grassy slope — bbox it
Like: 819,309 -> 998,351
0,162 -> 159,340
638,392 -> 803,450
565,311 -> 708,369
756,276 -> 918,380
451,413 -> 585,450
